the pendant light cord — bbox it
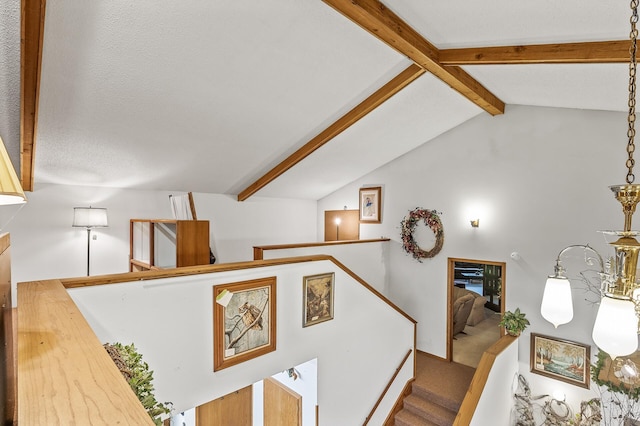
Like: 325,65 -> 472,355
627,0 -> 639,184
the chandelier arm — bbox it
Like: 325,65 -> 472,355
553,244 -> 606,277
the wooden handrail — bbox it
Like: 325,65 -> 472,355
453,335 -> 518,425
363,349 -> 413,426
18,279 -> 154,425
253,238 -> 390,260
61,254 -> 416,325
21,255 -> 416,425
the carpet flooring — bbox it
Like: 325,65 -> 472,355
452,310 -> 501,368
394,352 -> 476,426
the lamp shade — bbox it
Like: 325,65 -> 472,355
592,296 -> 639,359
0,136 -> 26,205
72,207 -> 108,228
541,276 -> 574,328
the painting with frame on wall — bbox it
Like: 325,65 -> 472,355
359,186 -> 382,223
303,272 -> 334,327
213,276 -> 276,371
530,333 -> 590,388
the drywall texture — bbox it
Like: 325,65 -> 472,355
470,341 -> 519,425
319,105 -> 626,406
3,183 -> 317,288
260,240 -> 389,295
68,259 -> 415,425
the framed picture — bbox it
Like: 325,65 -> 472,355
359,186 -> 382,223
303,272 -> 334,327
213,277 -> 276,371
530,333 -> 590,388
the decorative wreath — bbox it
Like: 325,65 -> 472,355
400,208 -> 444,261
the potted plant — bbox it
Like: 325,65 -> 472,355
499,308 -> 530,336
104,342 -> 172,425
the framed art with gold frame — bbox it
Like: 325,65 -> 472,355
213,277 -> 276,371
530,333 -> 590,388
303,272 -> 334,327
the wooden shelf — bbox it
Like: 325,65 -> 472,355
129,219 -> 210,271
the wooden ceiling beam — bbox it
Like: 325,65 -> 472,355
322,0 -> 505,116
20,0 -> 47,192
440,40 -> 635,65
237,64 -> 425,201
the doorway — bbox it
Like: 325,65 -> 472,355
447,258 -> 505,366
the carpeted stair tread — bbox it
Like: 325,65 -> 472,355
394,408 -> 440,426
413,355 -> 475,412
403,394 -> 457,425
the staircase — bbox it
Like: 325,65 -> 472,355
393,353 -> 476,426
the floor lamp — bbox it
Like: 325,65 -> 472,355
72,207 -> 108,276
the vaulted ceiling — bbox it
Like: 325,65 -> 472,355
5,0 -> 635,201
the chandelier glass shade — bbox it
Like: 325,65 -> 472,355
540,276 -> 573,328
592,296 -> 638,360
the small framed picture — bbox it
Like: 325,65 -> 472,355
530,333 -> 590,388
213,277 -> 276,371
359,186 -> 382,223
303,273 -> 334,327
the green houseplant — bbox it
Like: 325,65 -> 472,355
499,308 -> 530,336
104,342 -> 172,425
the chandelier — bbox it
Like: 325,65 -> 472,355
541,0 -> 640,359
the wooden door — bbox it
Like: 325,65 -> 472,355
324,210 -> 359,241
196,385 -> 252,426
263,377 -> 302,426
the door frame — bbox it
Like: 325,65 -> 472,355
446,257 -> 506,362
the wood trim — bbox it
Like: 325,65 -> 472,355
447,257 -> 506,360
364,349 -> 412,425
253,238 -> 391,260
20,0 -> 47,192
237,64 -> 425,201
453,335 -> 517,426
382,378 -> 414,426
322,0 -> 504,116
8,307 -> 16,425
61,254 -> 417,324
440,40 -> 637,65
188,192 -> 198,219
0,234 -> 14,425
329,256 -> 416,324
18,279 -> 154,425
24,254 -> 415,424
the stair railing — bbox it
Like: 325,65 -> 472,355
363,348 -> 413,426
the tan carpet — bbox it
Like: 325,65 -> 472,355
452,310 -> 501,368
415,351 -> 477,407
395,351 -> 477,425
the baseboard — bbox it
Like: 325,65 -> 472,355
417,349 -> 448,362
382,378 -> 414,426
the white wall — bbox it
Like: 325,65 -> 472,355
260,240 -> 389,295
2,183 -> 317,298
319,105 -> 627,405
67,259 -> 415,425
470,340 -> 519,425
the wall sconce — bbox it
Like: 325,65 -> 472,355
470,219 -> 479,228
72,206 -> 109,276
335,217 -> 341,240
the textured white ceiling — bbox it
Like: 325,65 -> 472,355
0,0 -> 21,171
1,0 -> 635,199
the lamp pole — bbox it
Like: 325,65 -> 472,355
85,228 -> 91,276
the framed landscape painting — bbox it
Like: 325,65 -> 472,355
213,277 -> 276,371
303,273 -> 334,327
530,333 -> 590,388
359,186 -> 382,223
